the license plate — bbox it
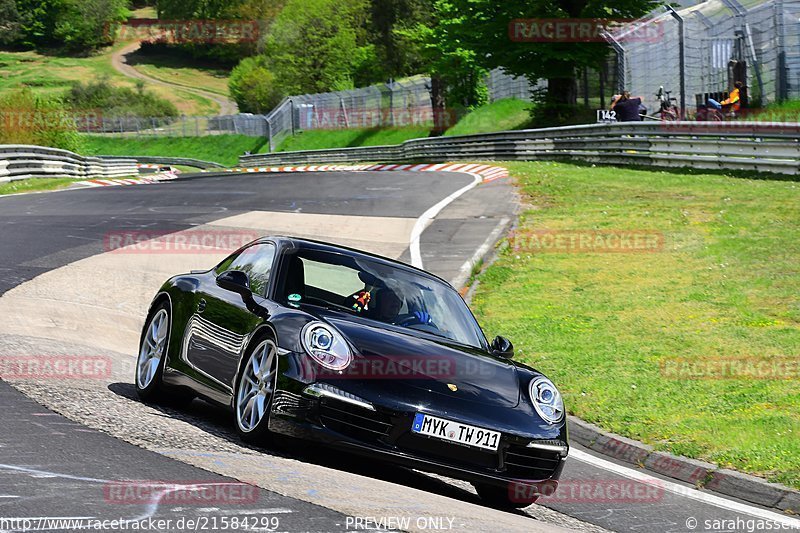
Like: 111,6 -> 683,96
411,413 -> 500,451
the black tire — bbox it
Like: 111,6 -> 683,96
135,302 -> 172,403
233,335 -> 279,444
474,482 -> 538,510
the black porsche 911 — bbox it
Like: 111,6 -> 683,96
135,236 -> 568,508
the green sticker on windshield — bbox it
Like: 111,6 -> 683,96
288,293 -> 302,302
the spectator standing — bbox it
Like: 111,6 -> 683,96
611,91 -> 645,122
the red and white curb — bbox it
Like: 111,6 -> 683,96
223,162 -> 509,183
221,162 -> 511,272
74,172 -> 179,188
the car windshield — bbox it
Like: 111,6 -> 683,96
279,249 -> 487,349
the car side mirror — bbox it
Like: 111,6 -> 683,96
216,270 -> 251,297
491,336 -> 514,359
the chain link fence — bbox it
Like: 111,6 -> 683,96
608,0 -> 799,115
78,69 -> 536,147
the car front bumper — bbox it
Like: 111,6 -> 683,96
267,384 -> 568,491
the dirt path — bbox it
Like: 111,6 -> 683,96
111,41 -> 238,116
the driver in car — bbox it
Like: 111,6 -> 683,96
374,288 -> 432,327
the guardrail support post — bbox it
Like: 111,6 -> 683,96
667,6 -> 687,118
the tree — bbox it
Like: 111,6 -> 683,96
156,0 -> 240,20
399,1 -> 489,134
228,56 -> 283,113
265,0 -> 371,95
366,0 -> 432,81
54,0 -> 129,51
0,0 -> 22,44
428,0 -> 660,108
10,0 -> 127,50
13,0 -> 68,47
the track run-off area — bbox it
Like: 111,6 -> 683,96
0,169 -> 797,533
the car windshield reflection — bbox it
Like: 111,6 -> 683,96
279,249 -> 487,349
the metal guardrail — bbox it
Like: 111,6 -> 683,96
239,122 -> 800,176
0,145 -> 138,183
98,155 -> 223,170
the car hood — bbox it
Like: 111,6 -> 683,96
322,315 -> 521,408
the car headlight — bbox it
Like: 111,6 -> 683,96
529,376 -> 564,424
301,322 -> 352,371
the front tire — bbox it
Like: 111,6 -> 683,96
234,336 -> 278,444
135,303 -> 171,402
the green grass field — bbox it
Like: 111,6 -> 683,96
271,99 -> 533,152
743,99 -> 800,121
274,126 -> 431,152
80,135 -> 267,167
0,6 -> 222,116
0,178 -> 83,195
444,98 -> 532,136
0,46 -> 219,116
124,50 -> 232,98
471,161 -> 800,488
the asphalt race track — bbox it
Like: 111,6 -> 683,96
0,170 -> 797,533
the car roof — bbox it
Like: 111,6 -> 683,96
260,235 -> 454,288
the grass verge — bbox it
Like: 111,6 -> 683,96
471,161 -> 800,489
445,98 -> 532,136
275,127 -> 431,152
0,178 -> 83,195
80,135 -> 267,167
272,99 -> 534,152
743,99 -> 800,121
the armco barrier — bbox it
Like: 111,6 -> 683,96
98,155 -> 223,170
240,121 -> 800,176
0,145 -> 138,183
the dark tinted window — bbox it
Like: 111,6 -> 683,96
278,249 -> 487,349
216,243 -> 276,297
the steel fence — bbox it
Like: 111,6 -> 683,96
0,145 -> 138,182
239,121 -> 800,176
77,69 -> 536,147
609,0 -> 800,114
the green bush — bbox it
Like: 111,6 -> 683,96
65,79 -> 178,118
228,56 -> 284,114
12,0 -> 127,51
0,88 -> 82,152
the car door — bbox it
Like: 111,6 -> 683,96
184,242 -> 277,392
